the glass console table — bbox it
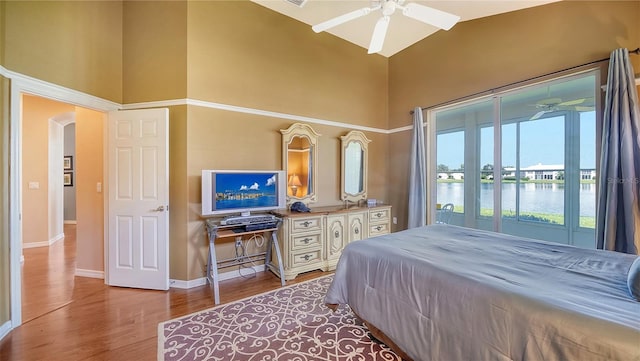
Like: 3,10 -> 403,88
204,217 -> 286,304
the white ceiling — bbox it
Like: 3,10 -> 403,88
252,0 -> 560,57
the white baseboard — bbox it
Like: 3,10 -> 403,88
75,269 -> 104,279
64,220 -> 77,224
170,265 -> 265,289
170,277 -> 207,289
22,233 -> 64,249
0,320 -> 12,342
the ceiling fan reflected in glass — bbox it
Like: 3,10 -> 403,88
529,97 -> 595,120
312,0 -> 460,54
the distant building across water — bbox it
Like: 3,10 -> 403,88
438,163 -> 596,181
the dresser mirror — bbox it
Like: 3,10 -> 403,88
281,123 -> 320,205
341,131 -> 371,202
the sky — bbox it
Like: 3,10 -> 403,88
437,112 -> 596,170
215,172 -> 278,194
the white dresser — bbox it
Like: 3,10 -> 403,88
270,204 -> 392,280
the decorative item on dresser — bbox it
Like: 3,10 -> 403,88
269,204 -> 392,280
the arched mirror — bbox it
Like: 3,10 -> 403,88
281,123 -> 320,204
341,131 -> 371,202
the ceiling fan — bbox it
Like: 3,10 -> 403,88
312,0 -> 460,54
529,97 -> 595,120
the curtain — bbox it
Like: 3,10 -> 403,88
408,107 -> 427,228
596,48 -> 640,254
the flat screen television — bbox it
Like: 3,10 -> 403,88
201,169 -> 286,217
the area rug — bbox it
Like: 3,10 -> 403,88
158,275 -> 401,361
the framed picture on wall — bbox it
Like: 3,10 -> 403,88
64,172 -> 73,187
63,156 -> 73,170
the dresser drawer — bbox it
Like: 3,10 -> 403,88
369,207 -> 390,222
290,216 -> 323,233
291,232 -> 322,250
291,248 -> 322,267
369,222 -> 390,236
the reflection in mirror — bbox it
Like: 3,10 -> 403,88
341,131 -> 371,202
281,123 -> 320,204
344,142 -> 363,194
286,136 -> 311,197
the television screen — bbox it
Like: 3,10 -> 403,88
201,170 -> 286,217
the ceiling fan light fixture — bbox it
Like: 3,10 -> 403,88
381,1 -> 397,16
402,3 -> 460,30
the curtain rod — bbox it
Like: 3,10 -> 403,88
409,47 -> 640,115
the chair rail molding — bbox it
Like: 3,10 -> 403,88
124,98 -> 390,134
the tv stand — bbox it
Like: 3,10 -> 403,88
204,217 -> 285,304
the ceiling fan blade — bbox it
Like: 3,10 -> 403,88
536,97 -> 562,106
575,106 -> 595,112
558,98 -> 586,106
530,110 -> 547,120
402,3 -> 460,30
368,16 -> 390,54
312,6 -> 375,33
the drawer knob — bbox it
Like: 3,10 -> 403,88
302,238 -> 311,244
301,221 -> 311,227
375,212 -> 383,218
334,231 -> 340,238
302,254 -> 311,261
375,225 -> 382,231
354,228 -> 359,234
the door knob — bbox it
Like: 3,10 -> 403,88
154,205 -> 165,212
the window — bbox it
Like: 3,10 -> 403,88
432,71 -> 598,247
436,130 -> 465,214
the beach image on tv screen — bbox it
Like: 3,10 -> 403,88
214,173 -> 278,210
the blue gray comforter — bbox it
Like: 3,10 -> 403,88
325,224 -> 640,361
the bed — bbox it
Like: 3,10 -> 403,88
325,224 -> 640,361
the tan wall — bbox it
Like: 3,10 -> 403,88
123,1 -> 187,103
387,1 -> 640,230
0,76 -> 10,326
168,105 -> 188,281
0,1 -> 5,66
176,1 -> 389,281
186,1 -> 388,128
75,107 -> 104,272
21,95 -> 74,246
5,0 -> 390,283
185,106 -> 388,279
3,1 -> 123,102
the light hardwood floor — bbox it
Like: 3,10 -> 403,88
0,225 -> 326,361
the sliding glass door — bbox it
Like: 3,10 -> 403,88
435,99 -> 494,229
432,71 -> 598,247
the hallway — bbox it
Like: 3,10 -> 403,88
21,224 -> 77,323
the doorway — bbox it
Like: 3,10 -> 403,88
19,95 -> 81,322
10,87 -> 108,328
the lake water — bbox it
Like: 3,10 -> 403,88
437,182 -> 596,217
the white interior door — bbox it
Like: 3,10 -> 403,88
107,108 -> 169,290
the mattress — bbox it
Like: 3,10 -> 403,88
325,224 -> 640,361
